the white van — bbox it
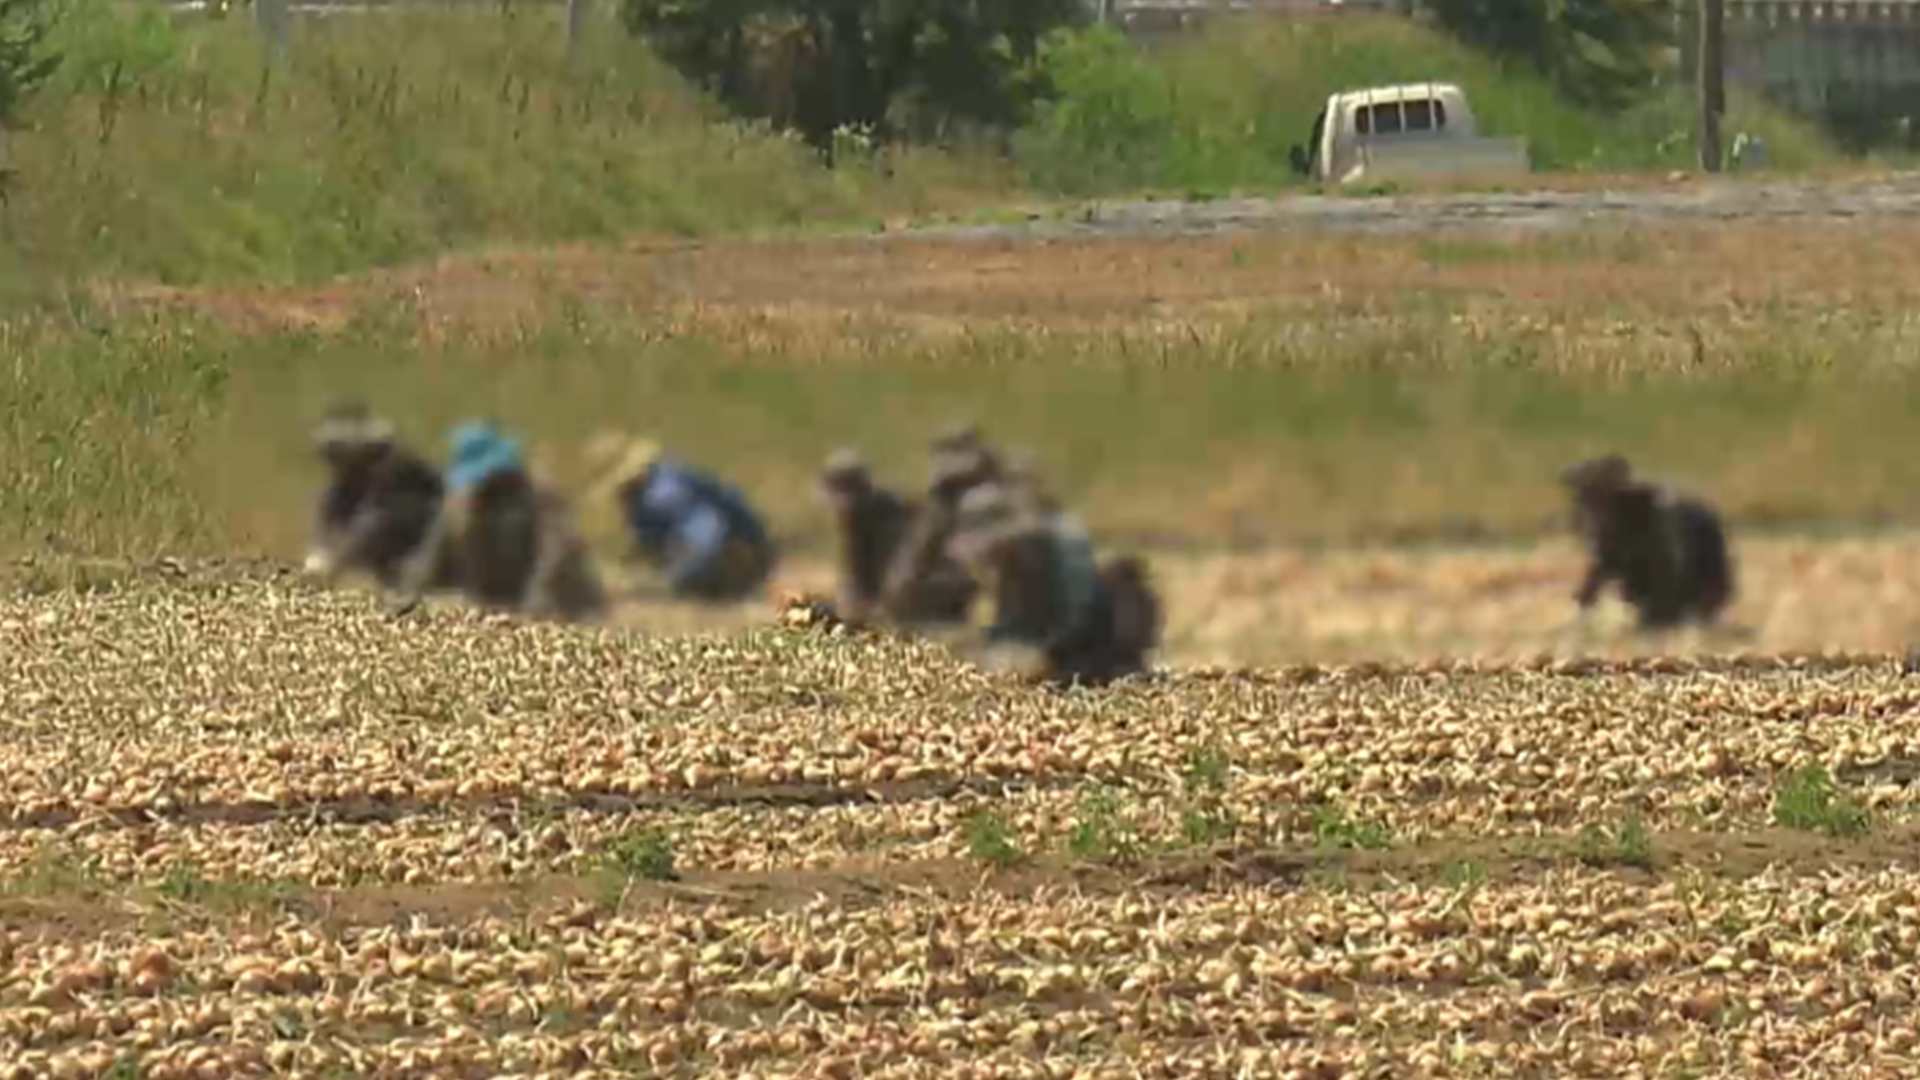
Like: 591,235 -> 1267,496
1289,82 -> 1531,187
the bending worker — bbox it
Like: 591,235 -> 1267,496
588,433 -> 777,603
302,396 -> 454,596
395,420 -> 607,622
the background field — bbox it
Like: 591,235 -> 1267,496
10,4 -> 1920,1077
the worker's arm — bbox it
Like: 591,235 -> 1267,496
315,463 -> 427,577
663,502 -> 729,593
520,491 -> 579,617
324,499 -> 393,576
880,501 -> 956,611
608,479 -> 662,557
303,480 -> 364,577
1573,557 -> 1609,609
387,496 -> 459,617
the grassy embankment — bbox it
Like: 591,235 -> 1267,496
0,1 -> 1009,293
0,3 -> 1845,294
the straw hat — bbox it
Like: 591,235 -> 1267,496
819,447 -> 872,495
929,421 -> 984,455
1562,452 -> 1632,490
311,396 -> 395,451
946,482 -> 1029,566
583,431 -> 663,504
822,446 -> 867,479
1001,446 -> 1062,513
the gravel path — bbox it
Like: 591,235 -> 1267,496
891,172 -> 1920,241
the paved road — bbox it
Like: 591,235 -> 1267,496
890,173 -> 1920,242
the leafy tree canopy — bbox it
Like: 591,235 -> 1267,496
1413,0 -> 1674,111
0,0 -> 59,131
622,0 -> 1086,151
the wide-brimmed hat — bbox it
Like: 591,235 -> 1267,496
1562,453 -> 1632,490
946,482 -> 1029,565
1001,446 -> 1062,512
311,397 -> 395,451
932,441 -> 1001,489
819,447 -> 871,491
583,431 -> 663,503
445,421 -> 527,495
929,421 -> 984,454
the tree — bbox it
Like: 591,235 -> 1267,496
1414,0 -> 1673,111
622,0 -> 1086,153
0,0 -> 57,131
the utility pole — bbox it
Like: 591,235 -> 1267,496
254,0 -> 290,58
1698,0 -> 1724,172
566,0 -> 586,58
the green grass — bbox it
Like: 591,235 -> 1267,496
1014,16 -> 1840,195
1,843 -> 110,899
1772,765 -> 1872,838
1439,858 -> 1487,891
1068,783 -> 1149,864
12,296 -> 1920,563
1309,802 -> 1394,851
0,1 -> 1002,291
963,811 -> 1026,867
600,826 -> 680,882
1177,743 -> 1238,846
1574,814 -> 1655,869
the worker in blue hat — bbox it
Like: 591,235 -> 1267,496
395,420 -> 607,623
585,432 -> 777,604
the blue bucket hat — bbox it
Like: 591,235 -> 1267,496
445,421 -> 526,495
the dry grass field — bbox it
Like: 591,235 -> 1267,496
72,215 -> 1920,551
17,210 -> 1920,1077
103,212 -> 1920,336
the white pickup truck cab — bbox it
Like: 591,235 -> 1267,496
1288,83 -> 1530,187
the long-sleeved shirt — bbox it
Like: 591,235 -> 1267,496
975,511 -> 1105,650
623,461 -> 769,591
312,445 -> 446,587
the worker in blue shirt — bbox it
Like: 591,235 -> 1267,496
587,434 -> 777,603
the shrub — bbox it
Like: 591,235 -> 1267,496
0,0 -> 58,132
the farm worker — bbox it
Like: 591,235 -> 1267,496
394,420 -> 607,623
303,396 -> 459,597
880,422 -> 1010,615
586,433 -> 777,603
944,478 -> 1161,686
817,447 -> 976,629
1561,452 -> 1734,633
